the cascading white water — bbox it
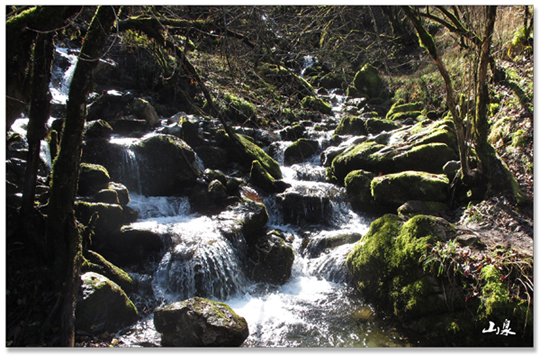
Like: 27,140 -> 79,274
50,46 -> 78,105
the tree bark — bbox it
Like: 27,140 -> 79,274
45,6 -> 119,346
22,32 -> 55,215
402,6 -> 472,181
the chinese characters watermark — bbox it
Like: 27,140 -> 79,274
482,319 -> 516,336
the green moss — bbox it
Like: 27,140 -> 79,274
237,134 -> 282,180
352,63 -> 383,99
479,265 -> 510,317
250,160 -> 276,192
328,141 -> 386,183
386,101 -> 423,120
334,114 -> 367,135
223,92 -> 256,122
284,138 -> 319,165
300,95 -> 332,114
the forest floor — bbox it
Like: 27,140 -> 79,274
452,54 -> 534,256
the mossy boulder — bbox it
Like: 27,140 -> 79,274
284,138 -> 319,165
344,169 -> 376,212
84,119 -> 113,139
74,201 -> 125,236
350,64 -> 384,99
300,95 -> 332,115
277,123 -> 306,141
154,297 -> 249,347
94,188 -> 120,204
107,182 -> 130,206
132,134 -> 201,196
225,133 -> 282,180
386,100 -> 424,121
392,143 -> 458,173
250,160 -> 276,193
334,115 -> 368,136
328,141 -> 387,182
83,250 -> 136,294
76,272 -> 138,335
371,171 -> 449,208
78,163 -> 111,196
364,117 -> 400,135
247,231 -> 294,285
327,118 -> 459,183
346,214 -> 458,321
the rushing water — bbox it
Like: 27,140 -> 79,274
11,46 -> 420,347
112,117 -> 419,347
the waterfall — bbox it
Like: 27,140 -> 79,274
50,46 -> 78,105
300,55 -> 315,77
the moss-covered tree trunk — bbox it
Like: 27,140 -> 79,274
45,6 -> 119,346
22,32 -> 55,215
473,7 -> 530,205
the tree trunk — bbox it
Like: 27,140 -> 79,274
22,32 -> 55,215
45,6 -> 119,346
402,6 -> 472,182
473,7 -> 530,205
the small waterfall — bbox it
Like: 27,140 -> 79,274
110,136 -> 143,195
300,55 -> 315,77
50,46 -> 78,104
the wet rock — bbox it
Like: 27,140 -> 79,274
277,186 -> 333,226
84,119 -> 113,139
302,232 -> 363,258
154,297 -> 249,347
78,163 -> 111,196
97,227 -> 168,266
74,201 -> 124,236
107,182 -> 130,206
207,179 -> 228,204
129,97 -> 160,127
83,250 -> 136,294
344,169 -> 376,212
277,123 -> 306,141
284,138 -> 319,165
300,95 -> 332,115
371,171 -> 449,209
132,134 -> 201,196
94,188 -> 120,204
110,117 -> 149,136
247,231 -> 294,285
76,272 -> 138,335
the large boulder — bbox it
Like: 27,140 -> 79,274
96,226 -> 168,267
370,171 -> 449,208
220,133 -> 282,180
385,100 -> 423,121
327,118 -> 459,183
300,95 -> 332,115
154,297 -> 249,347
247,230 -> 294,285
83,250 -> 136,294
284,138 -> 319,165
76,272 -> 138,334
74,201 -> 125,236
346,214 -> 458,322
78,163 -> 111,196
131,134 -> 202,196
348,64 -> 384,99
344,169 -> 376,212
